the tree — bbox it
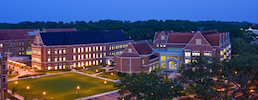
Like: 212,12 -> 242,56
114,72 -> 184,100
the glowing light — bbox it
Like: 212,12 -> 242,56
77,86 -> 80,90
27,86 -> 30,90
43,92 -> 46,95
104,81 -> 107,84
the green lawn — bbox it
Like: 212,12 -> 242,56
8,74 -> 19,79
97,73 -> 118,80
45,70 -> 68,73
80,70 -> 97,74
8,73 -> 116,100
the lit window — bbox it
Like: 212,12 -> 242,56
78,48 -> 80,53
229,50 -> 231,54
100,53 -> 102,57
73,63 -> 76,67
81,54 -> 84,59
89,47 -> 91,52
55,65 -> 58,70
226,47 -> 229,50
160,45 -> 163,47
89,61 -> 92,66
220,58 -> 223,61
226,52 -> 229,56
78,63 -> 80,67
85,47 -> 88,52
128,48 -> 132,53
96,53 -> 98,58
78,55 -> 80,60
89,54 -> 91,58
220,51 -> 223,55
161,56 -> 166,61
185,58 -> 191,64
0,43 -> 3,47
59,65 -> 62,69
192,51 -> 200,56
104,52 -> 106,56
96,46 -> 98,51
142,60 -> 144,64
156,44 -> 159,47
63,56 -> 66,61
100,46 -> 102,51
55,57 -> 57,62
103,46 -> 106,51
48,57 -> 50,62
93,47 -> 95,52
185,51 -> 191,56
55,50 -> 57,54
100,60 -> 102,63
86,61 -> 88,66
93,61 -> 95,65
48,66 -> 51,70
59,56 -> 62,61
224,49 -> 226,52
163,45 -> 166,47
73,48 -> 76,53
63,49 -> 66,54
73,55 -> 76,60
196,39 -> 202,45
224,55 -> 226,59
204,51 -> 212,56
86,54 -> 88,59
93,53 -> 95,58
63,64 -> 66,69
109,46 -> 111,50
229,45 -> 231,48
81,47 -> 84,52
59,50 -> 62,54
48,49 -> 50,54
96,60 -> 99,65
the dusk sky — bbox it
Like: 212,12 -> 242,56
1,0 -> 258,24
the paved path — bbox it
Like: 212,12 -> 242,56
74,90 -> 119,100
7,89 -> 24,100
75,71 -> 119,83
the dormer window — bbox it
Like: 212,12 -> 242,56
128,48 -> 132,53
161,35 -> 165,40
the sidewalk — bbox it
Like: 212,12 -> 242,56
74,90 -> 119,100
7,89 -> 24,100
75,71 -> 119,83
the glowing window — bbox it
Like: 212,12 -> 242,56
89,54 -> 91,58
161,35 -> 165,40
78,55 -> 80,60
81,54 -> 84,59
59,50 -> 62,54
100,46 -> 102,51
81,47 -> 84,53
204,51 -> 212,56
55,57 -> 57,62
156,44 -> 159,47
73,48 -> 76,53
96,46 -> 98,51
78,48 -> 80,53
48,57 -> 50,62
59,56 -> 62,61
55,50 -> 57,54
63,49 -> 66,54
161,56 -> 166,61
185,51 -> 191,56
93,47 -> 95,52
86,54 -> 88,59
103,46 -> 106,51
128,48 -> 132,53
161,63 -> 165,69
63,56 -> 66,61
0,44 -> 3,47
220,51 -> 223,55
192,51 -> 200,56
93,53 -> 95,58
47,49 -> 50,54
185,58 -> 191,64
63,64 -> 66,69
89,47 -> 91,52
85,47 -> 88,52
73,55 -> 76,60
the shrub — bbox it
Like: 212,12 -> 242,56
103,64 -> 107,67
65,69 -> 71,71
75,67 -> 84,70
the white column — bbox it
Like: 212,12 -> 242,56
129,58 -> 131,73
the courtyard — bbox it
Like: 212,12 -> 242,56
8,72 -> 116,100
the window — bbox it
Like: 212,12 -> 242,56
89,47 -> 91,52
192,51 -> 200,56
100,46 -> 102,51
55,65 -> 58,70
78,63 -> 81,67
86,61 -> 88,66
63,56 -> 66,61
104,46 -> 106,51
48,57 -> 51,62
3,75 -> 7,83
156,44 -> 159,47
81,54 -> 84,59
220,51 -> 223,55
104,52 -> 106,56
185,58 -> 191,64
85,47 -> 88,52
229,50 -> 231,54
204,51 -> 212,56
78,55 -> 80,60
48,66 -> 51,70
185,51 -> 191,56
0,43 -> 3,47
55,50 -> 57,54
229,45 -> 231,48
82,62 -> 84,67
93,61 -> 95,65
142,60 -> 144,64
89,54 -> 91,58
161,35 -> 165,40
226,52 -> 229,56
100,53 -> 102,57
86,54 -> 88,59
224,49 -> 226,52
128,48 -> 132,53
161,56 -> 166,61
163,45 -> 166,47
93,47 -> 95,52
81,47 -> 84,52
73,55 -> 76,60
96,60 -> 99,65
73,48 -> 76,53
59,65 -> 62,69
93,53 -> 95,58
55,57 -> 57,62
160,45 -> 163,47
63,49 -> 66,54
96,46 -> 98,51
63,64 -> 66,69
78,48 -> 80,53
59,50 -> 62,54
48,49 -> 50,54
100,60 -> 102,63
89,61 -> 92,66
224,55 -> 226,59
96,53 -> 98,58
73,63 -> 76,67
196,39 -> 202,45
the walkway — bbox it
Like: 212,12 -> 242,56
75,71 -> 119,83
7,89 -> 24,100
74,90 -> 119,100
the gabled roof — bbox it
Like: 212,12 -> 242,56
203,33 -> 220,46
40,30 -> 131,46
200,30 -> 218,35
167,33 -> 194,43
131,41 -> 153,55
42,28 -> 77,32
0,29 -> 39,40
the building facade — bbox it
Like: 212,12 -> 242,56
0,29 -> 39,56
0,53 -> 8,100
114,41 -> 159,73
31,30 -> 133,70
153,30 -> 231,71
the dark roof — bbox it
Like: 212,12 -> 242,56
131,41 -> 153,55
149,55 -> 158,60
40,30 -> 131,46
42,28 -> 77,32
200,30 -> 218,35
0,29 -> 38,40
167,33 -> 194,43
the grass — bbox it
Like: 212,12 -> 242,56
8,74 -> 19,79
80,70 -> 97,74
8,73 -> 116,100
97,72 -> 118,80
45,70 -> 68,73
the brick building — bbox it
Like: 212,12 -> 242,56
0,53 -> 8,100
114,41 -> 159,73
153,30 -> 231,71
31,30 -> 133,70
0,29 -> 39,56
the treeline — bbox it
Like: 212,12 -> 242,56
0,19 -> 256,40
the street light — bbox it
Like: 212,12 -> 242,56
104,81 -> 107,92
77,86 -> 80,98
27,86 -> 30,99
15,81 -> 18,92
96,69 -> 99,73
234,71 -> 237,74
110,72 -> 114,80
251,89 -> 254,93
43,91 -> 46,100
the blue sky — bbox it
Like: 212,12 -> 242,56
1,0 -> 258,23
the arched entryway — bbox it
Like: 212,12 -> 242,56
106,58 -> 114,65
165,58 -> 179,70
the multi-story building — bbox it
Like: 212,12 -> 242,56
0,53 -> 8,100
114,41 -> 159,73
0,29 -> 39,56
153,30 -> 231,71
31,30 -> 133,70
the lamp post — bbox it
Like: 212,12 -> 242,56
84,91 -> 86,97
77,86 -> 80,98
27,86 -> 30,99
96,69 -> 99,73
104,81 -> 107,92
89,90 -> 91,96
15,81 -> 18,92
43,91 -> 46,100
110,72 -> 114,80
